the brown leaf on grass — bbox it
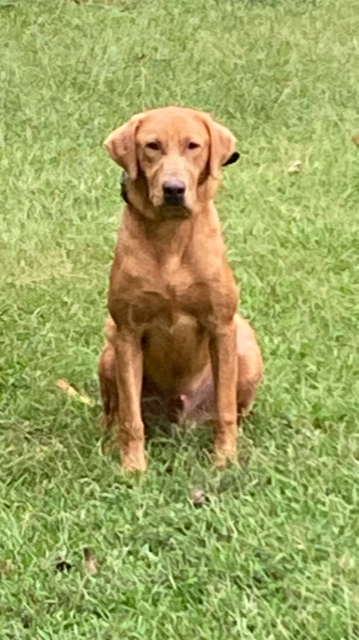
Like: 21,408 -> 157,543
0,559 -> 13,575
191,488 -> 210,508
352,134 -> 359,148
82,548 -> 98,575
287,160 -> 302,175
55,379 -> 94,406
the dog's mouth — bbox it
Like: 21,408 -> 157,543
163,191 -> 185,208
158,204 -> 191,221
119,171 -> 192,220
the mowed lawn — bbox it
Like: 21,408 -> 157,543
1,0 -> 359,637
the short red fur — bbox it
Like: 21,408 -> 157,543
99,107 -> 263,471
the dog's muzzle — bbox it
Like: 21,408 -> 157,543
162,180 -> 186,207
119,171 -> 190,220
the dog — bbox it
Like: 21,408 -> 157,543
99,106 -> 263,471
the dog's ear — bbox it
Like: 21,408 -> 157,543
104,114 -> 143,180
205,116 -> 238,179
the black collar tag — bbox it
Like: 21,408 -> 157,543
119,171 -> 129,203
222,151 -> 240,167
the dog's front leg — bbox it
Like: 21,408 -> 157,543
114,328 -> 146,472
210,317 -> 238,468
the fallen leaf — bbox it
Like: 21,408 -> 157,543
55,379 -> 94,406
82,548 -> 98,574
0,559 -> 13,575
191,488 -> 210,508
339,552 -> 355,572
287,160 -> 302,175
55,557 -> 72,572
352,134 -> 359,148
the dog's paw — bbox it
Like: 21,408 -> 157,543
121,443 -> 147,472
214,443 -> 238,470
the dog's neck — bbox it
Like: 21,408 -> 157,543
124,201 -> 195,249
120,176 -> 223,261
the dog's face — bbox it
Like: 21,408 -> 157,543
105,107 -> 239,220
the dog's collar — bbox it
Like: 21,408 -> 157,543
119,171 -> 130,203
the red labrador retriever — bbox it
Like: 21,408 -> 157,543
99,107 -> 263,471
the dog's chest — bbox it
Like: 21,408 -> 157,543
109,238 -> 238,329
136,270 -> 206,324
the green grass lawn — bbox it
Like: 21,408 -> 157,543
1,0 -> 359,637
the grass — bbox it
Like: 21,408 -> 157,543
1,0 -> 359,637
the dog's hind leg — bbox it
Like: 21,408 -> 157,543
181,315 -> 262,436
98,319 -> 119,429
98,341 -> 118,430
235,315 -> 263,419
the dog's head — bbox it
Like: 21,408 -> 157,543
104,107 -> 239,220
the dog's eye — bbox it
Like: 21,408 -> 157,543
187,141 -> 200,150
145,141 -> 160,151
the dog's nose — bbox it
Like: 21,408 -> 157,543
163,180 -> 186,206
